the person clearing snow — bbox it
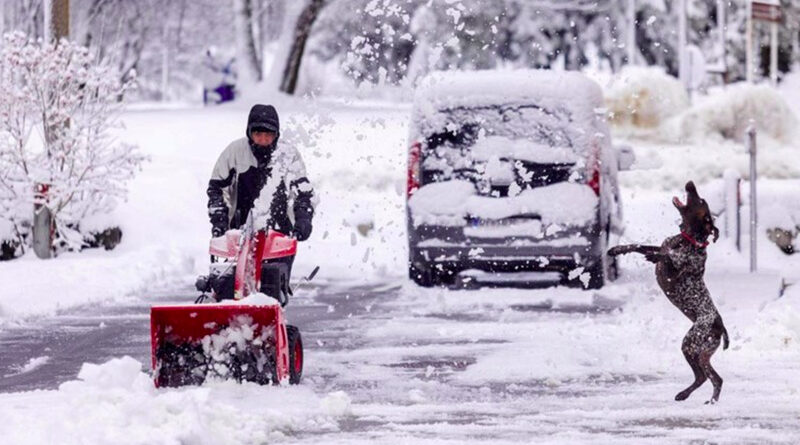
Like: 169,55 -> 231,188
207,104 -> 316,288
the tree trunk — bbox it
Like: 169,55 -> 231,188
279,0 -> 325,95
234,0 -> 262,83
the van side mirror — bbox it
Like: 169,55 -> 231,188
615,145 -> 635,171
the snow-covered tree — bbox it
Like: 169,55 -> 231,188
0,32 -> 146,252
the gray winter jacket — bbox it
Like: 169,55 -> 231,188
207,105 -> 315,236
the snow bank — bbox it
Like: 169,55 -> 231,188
666,82 -> 799,144
605,66 -> 689,129
0,357 -> 351,445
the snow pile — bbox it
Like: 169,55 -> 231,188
230,292 -> 281,306
4,356 -> 50,377
605,66 -> 689,129
666,82 -> 799,144
1,356 -> 351,445
408,180 -> 598,227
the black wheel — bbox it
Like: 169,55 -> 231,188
287,325 -> 303,385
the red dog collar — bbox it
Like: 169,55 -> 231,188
681,231 -> 709,249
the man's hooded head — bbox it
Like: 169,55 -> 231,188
247,104 -> 280,164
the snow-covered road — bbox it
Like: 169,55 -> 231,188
2,271 -> 799,444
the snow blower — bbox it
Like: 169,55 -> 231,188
150,213 -> 316,388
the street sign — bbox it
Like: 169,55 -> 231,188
751,0 -> 781,23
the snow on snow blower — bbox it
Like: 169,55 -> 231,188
150,213 -> 316,388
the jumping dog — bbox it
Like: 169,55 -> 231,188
608,181 -> 729,403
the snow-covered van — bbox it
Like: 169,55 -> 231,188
406,70 -> 632,288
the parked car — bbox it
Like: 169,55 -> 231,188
406,69 -> 634,289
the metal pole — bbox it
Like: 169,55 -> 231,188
770,21 -> 778,85
747,125 -> 758,272
746,0 -> 754,83
627,0 -> 636,65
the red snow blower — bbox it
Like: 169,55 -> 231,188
150,213 -> 317,388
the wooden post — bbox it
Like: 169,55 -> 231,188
35,0 -> 69,259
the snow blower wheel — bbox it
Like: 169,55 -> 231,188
287,325 -> 303,385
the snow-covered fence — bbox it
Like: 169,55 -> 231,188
0,32 -> 147,257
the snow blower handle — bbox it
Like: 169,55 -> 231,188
292,266 -> 320,295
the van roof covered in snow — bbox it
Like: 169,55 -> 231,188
410,69 -> 607,147
412,69 -> 604,118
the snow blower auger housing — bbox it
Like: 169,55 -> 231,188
150,218 -> 305,388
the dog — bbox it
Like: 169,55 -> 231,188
608,181 -> 729,404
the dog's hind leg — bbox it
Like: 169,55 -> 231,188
700,349 -> 723,404
675,337 -> 707,401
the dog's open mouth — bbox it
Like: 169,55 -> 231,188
673,196 -> 685,209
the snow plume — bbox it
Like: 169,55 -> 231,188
0,32 -> 147,250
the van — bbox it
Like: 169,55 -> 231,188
406,70 -> 632,288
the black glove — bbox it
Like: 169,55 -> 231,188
293,218 -> 312,241
209,209 -> 228,237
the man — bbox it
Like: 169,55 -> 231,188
207,104 -> 315,244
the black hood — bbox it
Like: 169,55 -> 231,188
247,104 -> 280,139
247,104 -> 280,165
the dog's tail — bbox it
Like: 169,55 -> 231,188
714,315 -> 730,350
722,325 -> 730,350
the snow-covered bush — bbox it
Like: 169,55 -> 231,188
0,32 -> 146,254
668,82 -> 799,144
605,66 -> 690,129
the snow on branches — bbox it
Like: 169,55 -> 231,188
0,32 -> 146,253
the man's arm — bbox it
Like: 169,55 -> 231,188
287,151 -> 316,241
207,149 -> 236,237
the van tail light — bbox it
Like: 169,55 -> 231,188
407,141 -> 421,197
587,166 -> 600,196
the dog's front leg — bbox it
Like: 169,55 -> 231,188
608,244 -> 662,260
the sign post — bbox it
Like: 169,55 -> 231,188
749,0 -> 782,84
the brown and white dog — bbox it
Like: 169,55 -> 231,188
609,181 -> 729,404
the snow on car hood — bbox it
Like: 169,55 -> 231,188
408,180 -> 598,227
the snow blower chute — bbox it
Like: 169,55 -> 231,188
150,214 -> 315,388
